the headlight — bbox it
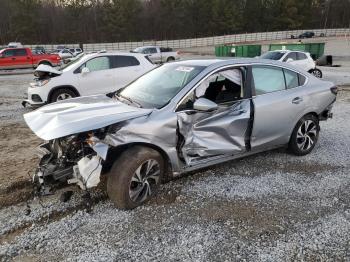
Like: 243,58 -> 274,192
31,79 -> 51,87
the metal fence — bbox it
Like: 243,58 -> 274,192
24,28 -> 350,52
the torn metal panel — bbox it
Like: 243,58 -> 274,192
177,100 -> 251,165
34,64 -> 62,77
23,95 -> 153,140
103,110 -> 182,172
72,155 -> 102,189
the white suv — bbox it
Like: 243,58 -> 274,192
260,50 -> 322,78
23,52 -> 156,106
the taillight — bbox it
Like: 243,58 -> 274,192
330,86 -> 338,95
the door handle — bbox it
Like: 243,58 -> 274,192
292,97 -> 303,104
237,109 -> 247,114
11,57 -> 16,60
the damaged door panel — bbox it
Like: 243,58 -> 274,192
177,99 -> 251,165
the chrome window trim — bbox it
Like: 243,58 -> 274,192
175,62 -> 309,109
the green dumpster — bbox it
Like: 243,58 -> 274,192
234,45 -> 262,57
215,44 -> 261,57
269,43 -> 325,59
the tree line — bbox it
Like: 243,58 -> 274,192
0,0 -> 349,45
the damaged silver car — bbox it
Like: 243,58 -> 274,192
24,59 -> 337,209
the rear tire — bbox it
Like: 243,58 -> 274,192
289,114 -> 320,156
166,57 -> 175,62
50,88 -> 77,103
310,68 -> 322,78
107,146 -> 164,210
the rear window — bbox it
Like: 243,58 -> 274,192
298,74 -> 306,85
284,69 -> 299,89
252,66 -> 286,95
111,55 -> 140,68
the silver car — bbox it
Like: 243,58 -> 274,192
24,59 -> 337,209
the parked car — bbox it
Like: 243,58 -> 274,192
7,42 -> 23,48
56,45 -> 68,51
33,46 -> 46,54
57,49 -> 75,59
22,52 -> 156,106
298,31 -> 315,39
0,47 -> 61,70
69,48 -> 83,56
260,50 -> 323,78
24,58 -> 337,209
132,46 -> 180,63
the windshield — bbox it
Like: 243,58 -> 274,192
61,54 -> 86,72
261,51 -> 285,60
133,47 -> 144,53
117,64 -> 205,108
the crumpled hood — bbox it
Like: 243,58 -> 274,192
34,64 -> 62,77
24,95 -> 153,140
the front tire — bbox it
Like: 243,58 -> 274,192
50,88 -> 77,103
289,114 -> 320,156
107,146 -> 164,209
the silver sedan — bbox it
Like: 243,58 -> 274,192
24,59 -> 337,209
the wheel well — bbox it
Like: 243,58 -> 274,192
167,56 -> 175,61
304,112 -> 319,120
103,143 -> 172,179
38,60 -> 52,66
48,86 -> 80,102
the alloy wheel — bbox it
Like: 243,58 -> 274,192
56,93 -> 73,101
296,120 -> 318,151
129,159 -> 160,203
312,70 -> 322,78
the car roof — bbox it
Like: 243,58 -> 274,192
78,51 -> 148,62
172,58 -> 310,75
170,59 -> 223,67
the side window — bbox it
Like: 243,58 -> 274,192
283,52 -> 297,62
298,74 -> 306,85
252,66 -> 285,95
84,56 -> 111,72
196,68 -> 244,104
149,48 -> 157,54
112,55 -> 140,68
177,68 -> 244,111
297,52 -> 307,60
14,49 -> 27,56
3,50 -> 15,57
284,69 -> 299,89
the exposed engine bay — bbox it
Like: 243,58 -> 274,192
33,130 -> 108,196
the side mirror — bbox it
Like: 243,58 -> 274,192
193,98 -> 218,112
286,58 -> 294,63
81,67 -> 90,74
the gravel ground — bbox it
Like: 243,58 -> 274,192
0,61 -> 350,261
